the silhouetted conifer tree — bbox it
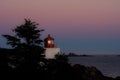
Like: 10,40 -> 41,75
3,19 -> 44,49
2,19 -> 45,72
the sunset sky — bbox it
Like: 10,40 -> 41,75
0,0 -> 120,54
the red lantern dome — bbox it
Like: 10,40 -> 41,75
44,34 -> 55,48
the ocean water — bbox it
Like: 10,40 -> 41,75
69,55 -> 120,78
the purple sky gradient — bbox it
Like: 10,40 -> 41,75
0,0 -> 120,54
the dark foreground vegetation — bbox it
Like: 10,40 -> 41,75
0,19 -> 120,80
0,48 -> 120,80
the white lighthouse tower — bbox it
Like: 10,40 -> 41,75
44,34 -> 60,59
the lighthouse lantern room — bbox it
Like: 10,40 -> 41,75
44,34 -> 60,59
44,34 -> 55,48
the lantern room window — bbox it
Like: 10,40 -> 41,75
48,40 -> 52,44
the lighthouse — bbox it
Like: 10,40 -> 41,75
44,34 -> 60,59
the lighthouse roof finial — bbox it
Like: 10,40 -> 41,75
44,34 -> 54,41
48,34 -> 50,37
